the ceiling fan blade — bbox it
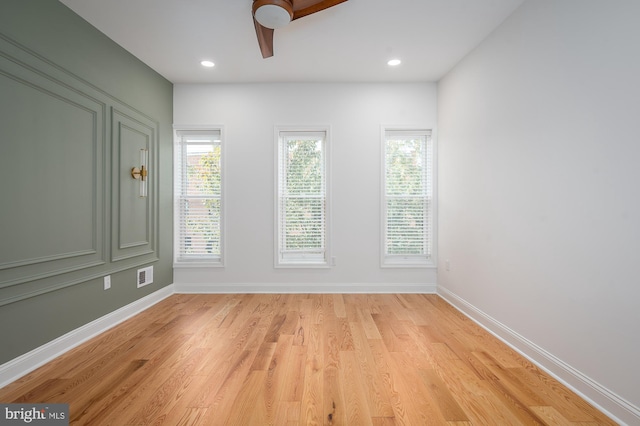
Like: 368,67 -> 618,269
292,0 -> 348,20
253,18 -> 274,58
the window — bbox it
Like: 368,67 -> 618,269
382,129 -> 434,267
276,128 -> 330,267
175,129 -> 224,266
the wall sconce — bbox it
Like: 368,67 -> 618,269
130,149 -> 149,197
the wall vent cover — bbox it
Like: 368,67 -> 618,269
137,266 -> 154,288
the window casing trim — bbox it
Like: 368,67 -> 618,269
173,125 -> 226,268
380,126 -> 437,268
274,125 -> 332,268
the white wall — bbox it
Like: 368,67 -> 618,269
174,83 -> 437,292
438,0 -> 640,423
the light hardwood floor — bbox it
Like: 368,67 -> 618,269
0,294 -> 615,425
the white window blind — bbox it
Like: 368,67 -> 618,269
276,130 -> 328,266
383,129 -> 433,266
175,129 -> 223,265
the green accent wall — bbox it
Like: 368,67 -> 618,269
0,0 -> 173,364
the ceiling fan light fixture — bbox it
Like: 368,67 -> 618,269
253,0 -> 293,29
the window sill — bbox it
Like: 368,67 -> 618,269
274,262 -> 330,269
174,261 -> 224,268
381,256 -> 435,268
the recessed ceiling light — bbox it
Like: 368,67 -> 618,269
387,59 -> 401,66
200,60 -> 215,68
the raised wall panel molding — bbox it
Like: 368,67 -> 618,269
0,33 -> 161,306
110,106 -> 159,263
0,36 -> 106,293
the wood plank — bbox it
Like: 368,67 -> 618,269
200,349 -> 259,424
419,369 -> 470,422
282,344 -> 307,402
367,339 -> 423,425
120,348 -> 210,425
295,298 -> 312,346
225,370 -> 269,425
529,405 -> 574,426
323,300 -> 346,425
357,307 -> 383,340
511,363 -> 610,423
389,352 -> 451,424
472,351 -> 548,407
300,323 -> 324,426
371,313 -> 405,353
339,350 -> 373,426
165,407 -> 210,426
263,334 -> 295,423
349,320 -> 394,418
250,342 -> 277,371
333,294 -> 347,318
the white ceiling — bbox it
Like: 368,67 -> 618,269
58,0 -> 523,84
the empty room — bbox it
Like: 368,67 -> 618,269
0,0 -> 638,424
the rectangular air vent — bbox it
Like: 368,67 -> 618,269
137,266 -> 154,288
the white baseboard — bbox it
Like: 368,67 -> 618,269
437,286 -> 639,426
174,282 -> 437,294
0,284 -> 175,389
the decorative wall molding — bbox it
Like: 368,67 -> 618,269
0,284 -> 174,388
0,32 -> 160,129
0,32 -> 161,306
437,286 -> 639,426
110,106 -> 159,263
0,35 -> 106,292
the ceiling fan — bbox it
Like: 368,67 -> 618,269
252,0 -> 349,58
